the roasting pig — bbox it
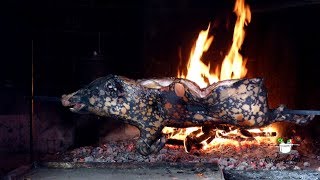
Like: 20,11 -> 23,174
61,74 -> 314,155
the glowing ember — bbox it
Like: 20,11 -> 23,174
162,127 -> 200,140
163,0 -> 278,152
201,126 -> 278,151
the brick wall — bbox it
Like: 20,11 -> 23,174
0,115 -> 30,152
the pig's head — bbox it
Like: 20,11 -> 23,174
61,75 -> 124,115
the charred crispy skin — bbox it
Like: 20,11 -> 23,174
61,74 -> 314,155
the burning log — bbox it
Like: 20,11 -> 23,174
61,74 -> 315,155
166,124 -> 277,152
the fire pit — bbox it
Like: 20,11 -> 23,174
57,0 -> 319,174
6,0 -> 320,179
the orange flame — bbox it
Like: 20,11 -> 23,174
178,24 -> 218,88
178,0 -> 251,87
221,0 -> 250,80
164,0 -> 278,152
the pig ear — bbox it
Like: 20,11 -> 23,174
174,83 -> 185,97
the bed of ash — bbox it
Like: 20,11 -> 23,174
54,137 -> 320,171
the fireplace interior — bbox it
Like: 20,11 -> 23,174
1,0 -> 320,179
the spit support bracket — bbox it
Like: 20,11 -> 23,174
282,109 -> 320,116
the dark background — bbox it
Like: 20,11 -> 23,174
1,0 -> 320,113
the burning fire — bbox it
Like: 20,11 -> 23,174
177,24 -> 218,88
163,0 -> 278,152
178,0 -> 250,87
